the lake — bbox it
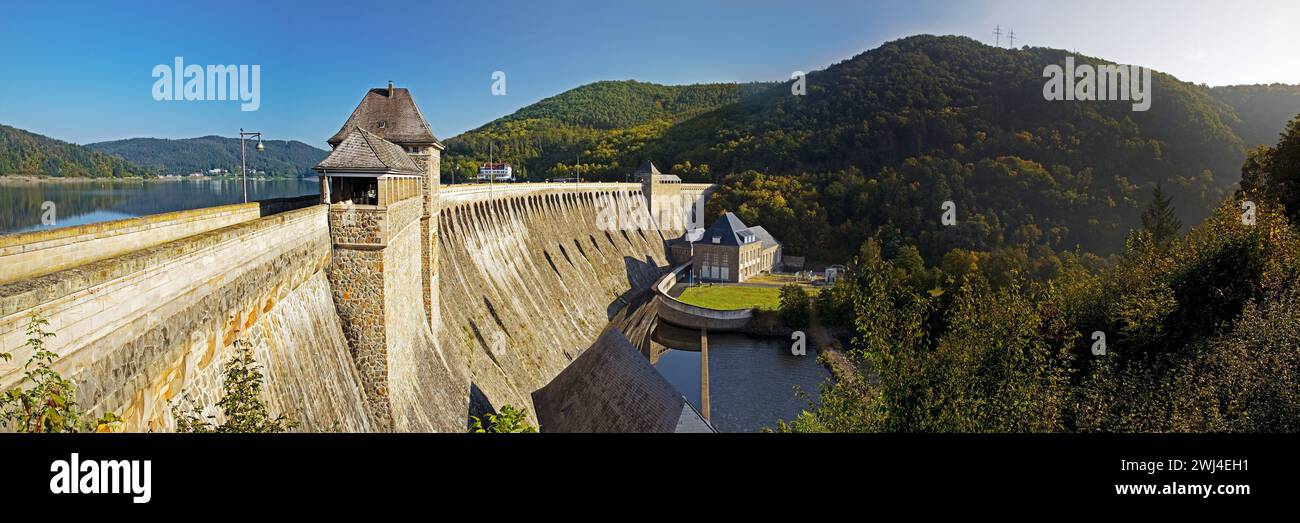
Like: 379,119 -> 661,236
0,178 -> 320,234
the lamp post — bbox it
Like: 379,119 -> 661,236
239,128 -> 264,203
689,237 -> 695,286
686,227 -> 702,286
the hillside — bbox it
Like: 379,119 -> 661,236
1211,83 -> 1300,148
0,124 -> 152,178
87,136 -> 329,178
442,80 -> 775,181
443,37 -> 1298,263
659,36 -> 1296,262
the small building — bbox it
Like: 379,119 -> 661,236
314,127 -> 424,207
635,160 -> 681,185
784,255 -> 806,271
683,212 -> 782,283
477,162 -> 513,182
825,264 -> 846,284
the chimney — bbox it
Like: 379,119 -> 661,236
387,80 -> 394,98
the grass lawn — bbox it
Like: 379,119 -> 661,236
676,284 -> 816,311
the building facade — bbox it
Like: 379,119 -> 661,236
477,162 -> 513,181
674,212 -> 782,283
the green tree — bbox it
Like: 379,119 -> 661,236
1268,116 -> 1300,221
778,284 -> 811,329
1238,144 -> 1274,198
1141,184 -> 1182,250
172,340 -> 296,433
469,405 -> 538,433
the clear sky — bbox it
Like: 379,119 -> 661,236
1,0 -> 1297,146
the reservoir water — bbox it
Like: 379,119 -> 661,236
652,324 -> 832,432
0,178 -> 319,234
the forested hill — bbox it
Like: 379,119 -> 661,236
1211,84 -> 1300,148
0,124 -> 152,178
499,80 -> 774,129
443,36 -> 1300,262
658,35 -> 1291,262
658,34 -> 1248,188
442,80 -> 776,180
87,136 -> 329,178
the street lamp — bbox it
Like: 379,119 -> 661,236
239,128 -> 264,203
685,227 -> 703,286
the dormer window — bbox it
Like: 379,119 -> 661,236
712,236 -> 721,244
378,120 -> 387,129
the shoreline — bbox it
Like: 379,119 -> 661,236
0,175 -> 312,184
0,175 -> 151,183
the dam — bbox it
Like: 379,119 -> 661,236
0,84 -> 718,432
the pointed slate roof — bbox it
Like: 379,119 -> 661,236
326,85 -> 442,148
314,127 -> 421,175
636,160 -> 661,175
702,212 -> 757,246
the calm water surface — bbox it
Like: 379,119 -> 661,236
0,178 -> 319,234
653,325 -> 831,432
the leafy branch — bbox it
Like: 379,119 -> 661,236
1,314 -> 120,432
171,339 -> 296,433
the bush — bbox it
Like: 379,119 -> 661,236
778,284 -> 811,330
172,340 -> 297,433
1,315 -> 120,433
469,405 -> 537,433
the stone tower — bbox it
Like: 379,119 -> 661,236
316,82 -> 443,430
637,160 -> 688,233
326,81 -> 443,335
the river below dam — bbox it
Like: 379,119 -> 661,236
0,178 -> 320,234
651,324 -> 832,433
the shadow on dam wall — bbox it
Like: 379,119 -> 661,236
437,189 -> 678,427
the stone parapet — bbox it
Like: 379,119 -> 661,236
0,195 -> 316,285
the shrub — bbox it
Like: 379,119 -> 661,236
172,340 -> 297,433
469,404 -> 538,433
778,284 -> 811,329
1,315 -> 120,433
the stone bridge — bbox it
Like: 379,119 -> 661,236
0,180 -> 715,432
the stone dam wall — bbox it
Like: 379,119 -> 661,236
0,183 -> 713,431
0,203 -> 373,431
436,186 -> 679,425
0,195 -> 317,286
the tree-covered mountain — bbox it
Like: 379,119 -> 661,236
677,36 -> 1264,261
442,80 -> 775,181
1211,83 -> 1300,148
446,36 -> 1298,263
0,124 -> 152,178
87,136 -> 329,178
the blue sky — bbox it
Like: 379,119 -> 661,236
1,0 -> 1297,146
